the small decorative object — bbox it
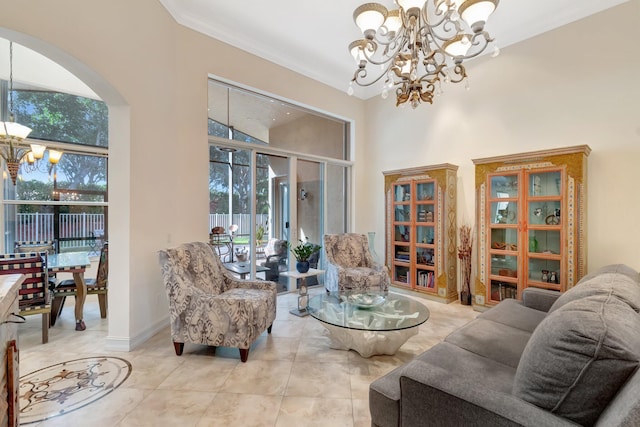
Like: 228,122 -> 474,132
345,292 -> 386,308
287,238 -> 322,274
549,271 -> 558,284
458,224 -> 474,306
541,270 -> 549,282
529,236 -> 538,253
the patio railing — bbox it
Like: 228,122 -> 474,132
208,214 -> 269,237
15,213 -> 268,250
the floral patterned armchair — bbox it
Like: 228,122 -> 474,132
158,242 -> 276,362
323,233 -> 390,293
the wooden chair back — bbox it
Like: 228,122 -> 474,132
0,252 -> 50,343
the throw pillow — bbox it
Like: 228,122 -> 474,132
513,295 -> 640,426
549,266 -> 640,314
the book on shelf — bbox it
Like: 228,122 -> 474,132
497,283 -> 517,300
418,271 -> 435,288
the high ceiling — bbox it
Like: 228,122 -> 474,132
159,0 -> 628,99
1,1 -> 629,142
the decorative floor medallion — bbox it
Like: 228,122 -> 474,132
19,356 -> 132,424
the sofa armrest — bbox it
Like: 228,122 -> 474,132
399,360 -> 578,427
521,287 -> 561,312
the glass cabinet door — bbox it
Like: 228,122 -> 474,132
487,173 -> 520,303
525,169 -> 563,291
392,183 -> 411,286
414,180 -> 436,290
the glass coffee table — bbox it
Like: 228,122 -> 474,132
307,291 -> 430,357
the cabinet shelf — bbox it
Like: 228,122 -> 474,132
384,164 -> 458,302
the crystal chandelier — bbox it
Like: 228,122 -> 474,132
0,41 -> 62,184
348,0 -> 499,109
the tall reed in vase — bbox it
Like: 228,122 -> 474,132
458,224 -> 473,305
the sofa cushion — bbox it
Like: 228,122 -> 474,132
478,298 -> 547,332
513,294 -> 640,426
444,318 -> 532,369
370,342 -> 517,427
549,265 -> 640,314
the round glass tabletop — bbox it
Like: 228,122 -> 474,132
307,291 -> 430,332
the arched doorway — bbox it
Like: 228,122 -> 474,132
0,28 -> 131,347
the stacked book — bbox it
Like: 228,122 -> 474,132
418,271 -> 435,288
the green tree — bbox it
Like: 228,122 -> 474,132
13,90 -> 108,186
16,180 -> 53,212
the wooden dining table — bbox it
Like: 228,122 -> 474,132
47,252 -> 91,331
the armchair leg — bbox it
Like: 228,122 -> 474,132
267,324 -> 272,334
239,348 -> 249,363
173,341 -> 184,356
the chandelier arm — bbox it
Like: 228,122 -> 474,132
460,32 -> 494,60
419,3 -> 454,30
366,30 -> 409,66
352,61 -> 396,87
445,64 -> 467,83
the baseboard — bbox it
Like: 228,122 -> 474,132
105,315 -> 169,352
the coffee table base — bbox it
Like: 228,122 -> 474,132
321,324 -> 418,357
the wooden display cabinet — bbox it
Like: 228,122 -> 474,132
383,164 -> 458,303
473,145 -> 590,308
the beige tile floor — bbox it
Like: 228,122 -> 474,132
19,287 -> 478,427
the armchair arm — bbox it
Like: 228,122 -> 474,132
521,287 -> 561,312
226,277 -> 277,293
399,360 -> 578,427
266,254 -> 284,263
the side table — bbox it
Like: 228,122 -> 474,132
280,268 -> 325,317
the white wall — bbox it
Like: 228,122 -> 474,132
361,1 -> 640,274
0,0 -> 366,349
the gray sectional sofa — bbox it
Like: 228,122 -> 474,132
370,264 -> 640,426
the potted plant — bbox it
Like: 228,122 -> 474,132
287,238 -> 322,273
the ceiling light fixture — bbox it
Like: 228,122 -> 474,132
348,0 -> 499,109
0,41 -> 62,184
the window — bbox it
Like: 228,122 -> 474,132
1,83 -> 108,253
207,78 -> 352,289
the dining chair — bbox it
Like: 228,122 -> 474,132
15,240 -> 58,289
14,240 -> 57,255
50,242 -> 108,326
0,252 -> 51,344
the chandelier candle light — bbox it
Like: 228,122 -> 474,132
0,41 -> 62,184
348,0 -> 499,108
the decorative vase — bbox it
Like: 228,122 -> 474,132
460,290 -> 472,305
367,231 -> 381,264
296,261 -> 310,273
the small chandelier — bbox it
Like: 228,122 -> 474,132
348,0 -> 499,109
0,41 -> 62,184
